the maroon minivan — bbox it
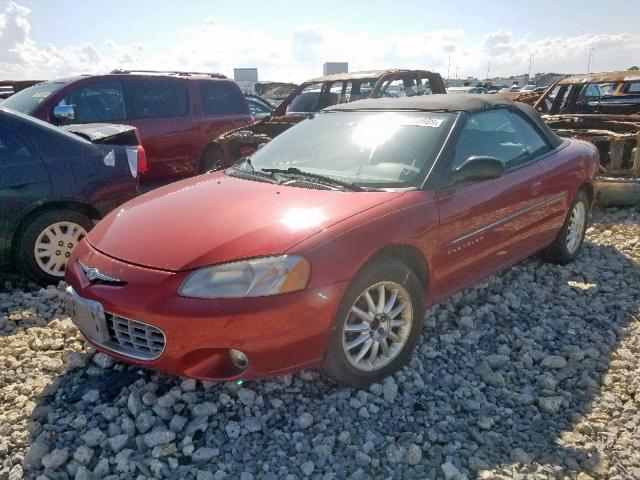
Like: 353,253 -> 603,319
2,70 -> 253,182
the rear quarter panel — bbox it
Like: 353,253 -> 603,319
537,138 -> 599,234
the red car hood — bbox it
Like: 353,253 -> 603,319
88,172 -> 404,271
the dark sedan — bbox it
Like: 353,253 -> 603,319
0,107 -> 144,283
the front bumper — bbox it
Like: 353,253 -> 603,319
66,241 -> 348,381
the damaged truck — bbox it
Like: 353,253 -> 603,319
533,71 -> 640,206
201,69 -> 447,170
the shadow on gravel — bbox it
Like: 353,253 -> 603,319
19,241 -> 640,479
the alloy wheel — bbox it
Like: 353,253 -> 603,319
566,200 -> 586,254
342,281 -> 413,371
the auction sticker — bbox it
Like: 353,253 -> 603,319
403,117 -> 445,128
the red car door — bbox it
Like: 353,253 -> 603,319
432,107 -> 552,299
122,78 -> 199,182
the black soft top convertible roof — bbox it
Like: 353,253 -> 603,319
324,94 -> 563,148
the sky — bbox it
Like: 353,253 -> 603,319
1,0 -> 639,82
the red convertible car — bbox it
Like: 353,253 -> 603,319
66,96 -> 598,387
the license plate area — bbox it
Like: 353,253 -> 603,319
66,286 -> 109,344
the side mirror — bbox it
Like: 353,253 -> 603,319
53,105 -> 75,123
452,156 -> 505,185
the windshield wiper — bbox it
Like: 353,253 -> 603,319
227,159 -> 280,184
260,167 -> 364,191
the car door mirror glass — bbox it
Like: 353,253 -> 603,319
53,104 -> 75,123
453,156 -> 505,185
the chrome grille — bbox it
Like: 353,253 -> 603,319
105,314 -> 165,360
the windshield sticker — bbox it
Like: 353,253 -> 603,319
403,117 -> 444,128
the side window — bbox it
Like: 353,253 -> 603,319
286,83 -> 324,113
452,109 -> 550,173
416,76 -> 433,94
200,82 -> 248,115
506,112 -> 551,161
627,82 -> 640,94
379,78 -> 418,97
543,85 -> 572,114
581,84 -> 601,100
247,98 -> 271,117
58,81 -> 125,123
124,80 -> 188,119
0,127 -> 37,166
344,80 -> 375,102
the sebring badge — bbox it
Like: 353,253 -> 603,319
78,261 -> 122,283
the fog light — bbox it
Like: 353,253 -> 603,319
229,349 -> 249,370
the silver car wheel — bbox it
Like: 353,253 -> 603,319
342,281 -> 413,371
566,200 -> 586,254
34,221 -> 87,277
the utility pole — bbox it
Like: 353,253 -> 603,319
455,65 -> 459,81
528,54 -> 534,80
486,61 -> 491,81
447,56 -> 451,81
586,47 -> 594,78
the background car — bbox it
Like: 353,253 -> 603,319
0,107 -> 145,283
0,86 -> 13,101
446,86 -> 487,94
66,95 -> 598,387
205,69 -> 447,170
244,93 -> 274,121
1,70 -> 253,183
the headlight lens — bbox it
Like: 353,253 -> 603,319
178,255 -> 311,299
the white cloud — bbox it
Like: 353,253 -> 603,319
1,1 -> 638,82
0,1 -> 30,63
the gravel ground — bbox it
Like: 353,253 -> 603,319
1,206 -> 639,480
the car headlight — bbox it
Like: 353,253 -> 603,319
178,255 -> 311,299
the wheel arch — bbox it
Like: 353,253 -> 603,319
580,181 -> 595,207
364,243 -> 430,293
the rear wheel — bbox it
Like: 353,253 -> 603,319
17,209 -> 93,284
323,258 -> 425,388
542,190 -> 589,264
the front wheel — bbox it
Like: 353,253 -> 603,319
542,190 -> 589,264
323,258 -> 425,388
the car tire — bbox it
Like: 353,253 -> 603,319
323,257 -> 425,388
541,189 -> 589,265
199,145 -> 224,173
16,209 -> 93,284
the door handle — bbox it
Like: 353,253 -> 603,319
531,182 -> 542,196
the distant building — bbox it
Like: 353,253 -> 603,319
323,62 -> 348,76
234,68 -> 258,83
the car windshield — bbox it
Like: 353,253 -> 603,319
2,82 -> 66,114
243,110 -> 455,188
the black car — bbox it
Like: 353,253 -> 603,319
244,93 -> 274,120
0,107 -> 144,283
